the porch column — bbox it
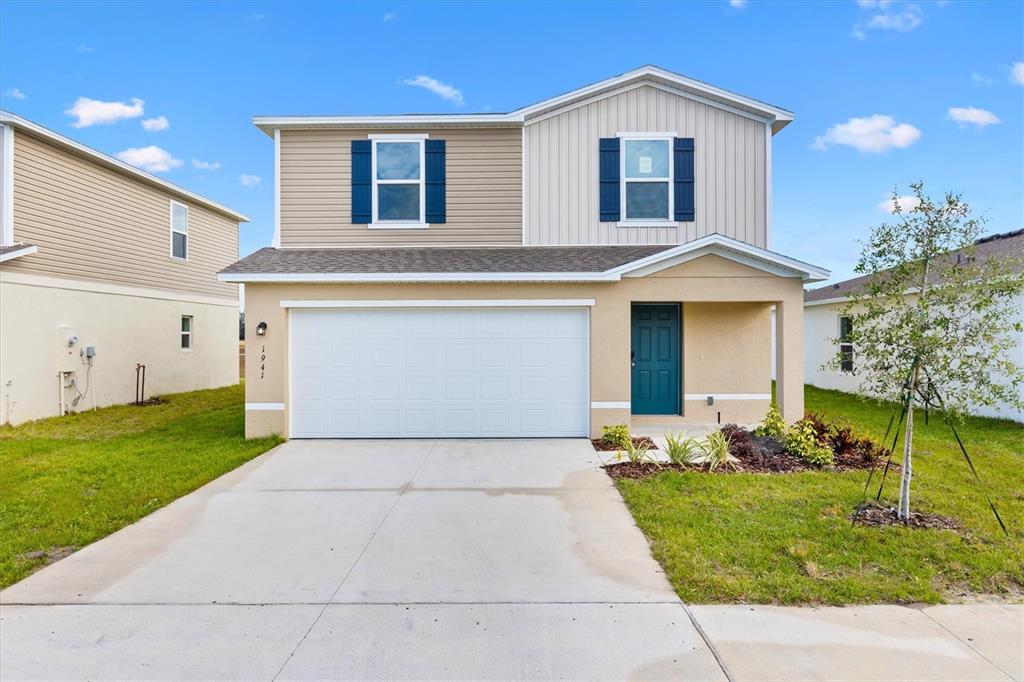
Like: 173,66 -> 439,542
775,299 -> 804,423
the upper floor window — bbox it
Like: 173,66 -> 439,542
170,200 -> 188,260
621,136 -> 672,222
838,315 -> 854,373
372,137 -> 425,226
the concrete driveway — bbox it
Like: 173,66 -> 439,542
0,439 -> 724,680
3,439 -> 1020,681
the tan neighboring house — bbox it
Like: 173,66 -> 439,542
0,111 -> 247,425
805,229 -> 1024,423
221,66 -> 829,440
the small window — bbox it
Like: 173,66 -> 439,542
838,316 -> 854,373
621,138 -> 672,222
181,315 -> 193,350
170,201 -> 188,260
373,139 -> 424,224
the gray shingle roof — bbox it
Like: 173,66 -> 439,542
221,245 -> 675,275
805,229 -> 1024,303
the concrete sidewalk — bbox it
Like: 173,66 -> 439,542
1,439 -> 1020,680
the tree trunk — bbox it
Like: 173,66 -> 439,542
898,363 -> 919,521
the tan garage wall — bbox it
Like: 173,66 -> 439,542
0,274 -> 239,425
241,254 -> 804,438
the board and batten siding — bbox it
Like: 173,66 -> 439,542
279,128 -> 522,247
524,85 -> 768,247
5,131 -> 239,299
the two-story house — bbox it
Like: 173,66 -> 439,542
0,112 -> 246,425
220,66 -> 829,439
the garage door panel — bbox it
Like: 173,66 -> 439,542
289,308 -> 589,438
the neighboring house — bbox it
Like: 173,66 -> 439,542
221,66 -> 829,440
0,112 -> 247,425
804,229 -> 1024,423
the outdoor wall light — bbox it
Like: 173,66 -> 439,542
256,322 -> 268,336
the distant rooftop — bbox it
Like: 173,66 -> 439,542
805,229 -> 1024,303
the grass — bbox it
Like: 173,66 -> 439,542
615,384 -> 1024,605
0,383 -> 281,589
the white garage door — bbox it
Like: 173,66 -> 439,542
289,307 -> 590,438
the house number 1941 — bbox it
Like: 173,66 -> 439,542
260,345 -> 266,380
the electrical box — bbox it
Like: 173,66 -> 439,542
84,346 -> 96,359
56,326 -> 78,373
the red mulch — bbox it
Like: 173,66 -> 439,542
850,501 -> 961,531
591,437 -> 658,452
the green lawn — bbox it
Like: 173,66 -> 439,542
0,384 -> 281,589
616,385 -> 1024,605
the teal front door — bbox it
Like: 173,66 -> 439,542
631,304 -> 680,415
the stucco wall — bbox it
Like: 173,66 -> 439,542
0,274 -> 239,425
242,254 -> 803,438
805,297 -> 1024,423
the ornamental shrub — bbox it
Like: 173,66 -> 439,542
785,419 -> 835,466
601,424 -> 632,450
753,403 -> 786,439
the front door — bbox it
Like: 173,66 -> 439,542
631,304 -> 680,415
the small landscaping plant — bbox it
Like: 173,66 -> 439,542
785,419 -> 835,467
753,402 -> 786,439
619,436 -> 653,464
601,424 -> 632,450
663,432 -> 701,465
700,430 -> 735,471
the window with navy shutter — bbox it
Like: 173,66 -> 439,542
351,140 -> 372,224
599,138 -> 620,222
673,137 -> 695,222
425,139 -> 446,223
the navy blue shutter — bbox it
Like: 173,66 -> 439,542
599,138 -> 620,222
425,139 -> 446,224
674,137 -> 695,222
351,140 -> 372,224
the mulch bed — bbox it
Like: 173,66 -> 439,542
850,501 -> 961,531
591,437 -> 658,452
604,462 -> 690,479
132,397 -> 165,407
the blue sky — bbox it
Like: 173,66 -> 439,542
1,0 -> 1021,282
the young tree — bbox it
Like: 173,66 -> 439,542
832,182 -> 1024,520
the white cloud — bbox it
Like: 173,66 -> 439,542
853,2 -> 922,39
77,44 -> 94,53
382,11 -> 397,21
65,96 -> 144,128
115,146 -> 182,173
5,88 -> 26,100
728,0 -> 747,7
239,174 -> 261,187
1011,62 -> 1024,86
947,106 -> 1000,128
971,72 -> 994,85
192,159 -> 221,171
812,115 -> 921,153
141,115 -> 169,132
877,195 -> 921,213
402,75 -> 465,106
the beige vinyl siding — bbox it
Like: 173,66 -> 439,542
524,84 -> 768,247
5,131 -> 239,299
279,128 -> 522,247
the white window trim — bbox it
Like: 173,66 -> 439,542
370,137 -> 427,228
181,315 -> 193,351
618,134 -> 674,225
169,200 -> 189,261
838,315 -> 854,373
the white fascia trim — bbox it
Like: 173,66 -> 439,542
246,402 -> 285,411
617,131 -> 678,138
804,296 -> 848,307
613,233 -> 830,282
220,272 -> 615,283
514,66 -> 792,126
253,115 -> 520,137
273,129 -> 281,248
0,244 -> 37,262
591,401 -> 631,409
0,111 -> 249,223
1,270 -> 240,307
0,124 -> 13,246
280,298 -> 597,309
684,393 -> 772,401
